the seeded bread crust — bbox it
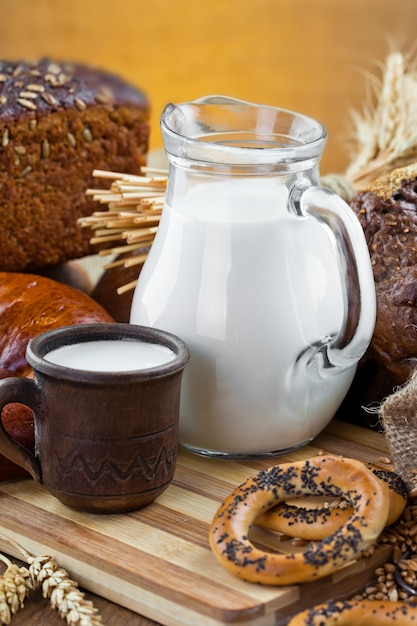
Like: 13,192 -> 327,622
350,165 -> 417,384
0,58 -> 150,271
288,599 -> 417,625
209,456 -> 389,586
254,464 -> 407,540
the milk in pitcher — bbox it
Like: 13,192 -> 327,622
131,177 -> 354,456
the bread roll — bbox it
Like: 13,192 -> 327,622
0,272 -> 114,480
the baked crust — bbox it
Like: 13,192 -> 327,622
255,464 -> 407,540
210,456 -> 389,585
350,165 -> 417,383
0,271 -> 114,480
288,599 -> 417,625
0,58 -> 150,271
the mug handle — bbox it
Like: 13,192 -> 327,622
296,185 -> 376,372
0,377 -> 42,482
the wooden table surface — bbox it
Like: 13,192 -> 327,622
1,414 -> 393,626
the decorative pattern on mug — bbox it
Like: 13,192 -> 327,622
53,445 -> 177,483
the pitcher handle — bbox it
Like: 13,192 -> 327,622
0,377 -> 41,482
297,185 -> 376,370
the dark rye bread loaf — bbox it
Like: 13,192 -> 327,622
350,164 -> 417,384
0,58 -> 150,271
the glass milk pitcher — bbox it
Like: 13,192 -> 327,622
130,96 -> 376,459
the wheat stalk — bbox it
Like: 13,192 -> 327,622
0,554 -> 33,624
28,555 -> 103,625
79,167 -> 168,293
378,52 -> 405,151
346,50 -> 417,189
0,535 -> 103,625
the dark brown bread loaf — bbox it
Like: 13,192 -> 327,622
0,58 -> 150,271
350,164 -> 417,384
0,272 -> 115,480
91,247 -> 149,322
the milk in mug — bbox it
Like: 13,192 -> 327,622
45,339 -> 175,372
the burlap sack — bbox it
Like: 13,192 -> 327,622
380,370 -> 417,495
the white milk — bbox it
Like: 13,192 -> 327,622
131,178 -> 356,455
45,340 -> 175,372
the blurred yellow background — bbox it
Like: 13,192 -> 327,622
0,0 -> 415,174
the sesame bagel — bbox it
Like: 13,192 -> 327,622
368,465 -> 408,526
209,456 -> 390,586
254,464 -> 407,541
287,599 -> 417,625
255,498 -> 352,542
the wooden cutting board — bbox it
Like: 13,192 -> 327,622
0,419 -> 395,626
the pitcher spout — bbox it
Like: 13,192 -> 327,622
161,95 -> 327,168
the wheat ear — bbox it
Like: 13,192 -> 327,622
347,50 -> 417,188
28,555 -> 103,625
0,534 -> 103,625
0,555 -> 33,624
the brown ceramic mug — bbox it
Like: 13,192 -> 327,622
0,323 -> 189,513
